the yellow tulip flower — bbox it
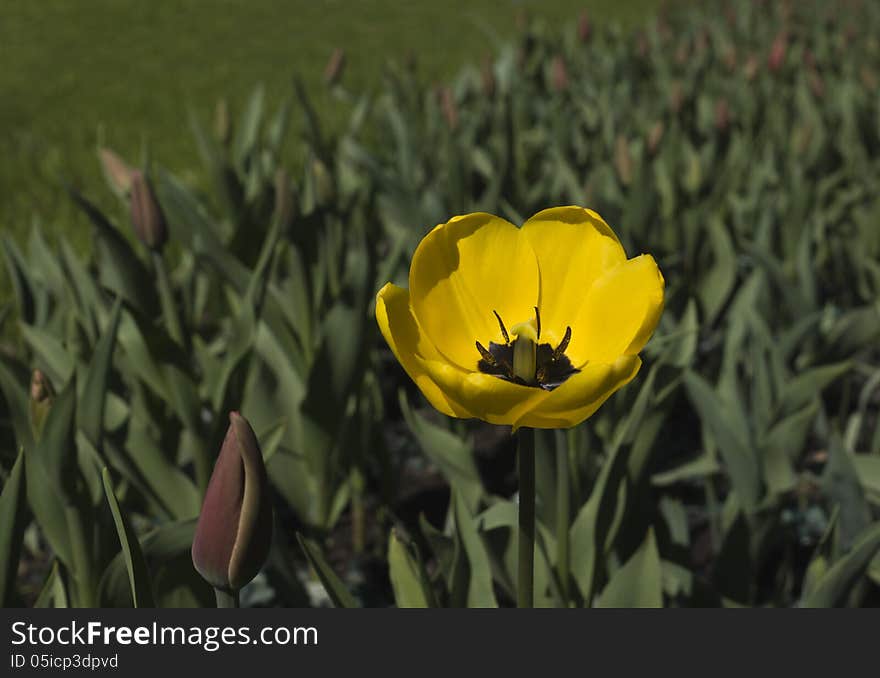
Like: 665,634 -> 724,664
376,206 -> 664,430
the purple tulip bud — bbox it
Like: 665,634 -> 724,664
192,412 -> 273,593
578,11 -> 592,43
130,170 -> 168,252
714,99 -> 731,133
768,31 -> 787,73
551,56 -> 569,93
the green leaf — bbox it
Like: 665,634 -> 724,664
296,534 -> 359,608
801,521 -> 880,608
79,297 -> 123,452
596,529 -> 662,608
452,492 -> 497,608
684,371 -> 762,511
0,449 -> 28,606
101,467 -> 155,608
37,373 -> 78,497
388,528 -> 435,608
399,390 -> 482,511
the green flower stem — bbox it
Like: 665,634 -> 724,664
152,251 -> 184,348
556,430 -> 571,607
215,587 -> 239,608
517,426 -> 535,609
64,505 -> 95,607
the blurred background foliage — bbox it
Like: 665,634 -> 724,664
2,0 -> 880,608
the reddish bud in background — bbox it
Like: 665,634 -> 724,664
438,86 -> 458,130
723,45 -> 738,72
675,40 -> 690,66
714,99 -> 731,133
636,31 -> 650,59
803,48 -> 816,70
192,412 -> 273,593
551,56 -> 569,92
130,171 -> 167,252
808,71 -> 825,99
768,31 -> 787,73
324,48 -> 346,87
670,81 -> 684,114
647,120 -> 665,156
98,147 -> 135,198
744,53 -> 759,81
578,11 -> 592,43
29,369 -> 55,438
481,55 -> 496,97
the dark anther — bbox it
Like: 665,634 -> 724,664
554,326 -> 572,359
475,341 -> 496,365
493,310 -> 510,344
534,306 -> 541,341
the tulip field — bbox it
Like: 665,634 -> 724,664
2,0 -> 880,609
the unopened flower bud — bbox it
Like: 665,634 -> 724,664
809,71 -> 825,99
481,56 -> 496,97
744,53 -> 759,81
214,98 -> 231,146
324,48 -> 346,87
98,148 -> 135,198
723,45 -> 737,71
29,369 -> 55,438
670,81 -> 684,114
768,31 -> 787,73
614,135 -> 633,186
438,86 -> 458,130
551,56 -> 569,93
578,11 -> 592,43
192,412 -> 273,593
130,170 -> 168,251
714,99 -> 731,133
647,120 -> 665,156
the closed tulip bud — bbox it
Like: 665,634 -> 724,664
273,168 -> 295,228
675,40 -> 690,65
636,31 -> 649,59
768,31 -> 787,73
130,170 -> 167,251
744,53 -> 759,81
809,71 -> 825,99
214,98 -> 231,146
438,86 -> 458,130
578,11 -> 592,43
803,48 -> 815,70
481,55 -> 496,98
614,135 -> 633,186
98,147 -> 135,198
192,412 -> 273,594
647,120 -> 665,156
324,47 -> 346,87
29,369 -> 55,438
723,46 -> 738,72
551,56 -> 569,92
670,81 -> 684,114
714,99 -> 731,133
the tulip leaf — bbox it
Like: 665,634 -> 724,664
37,373 -> 79,497
79,297 -> 123,452
296,534 -> 359,608
34,562 -> 70,609
101,467 -> 155,608
596,528 -> 662,608
388,528 -> 436,608
451,491 -> 497,608
684,370 -> 762,512
801,521 -> 880,608
0,360 -> 34,454
398,390 -> 482,511
0,449 -> 28,606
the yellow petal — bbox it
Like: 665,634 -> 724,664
566,254 -> 665,365
518,355 -> 642,429
421,358 -> 551,427
375,283 -> 470,418
522,206 -> 627,348
409,213 -> 539,370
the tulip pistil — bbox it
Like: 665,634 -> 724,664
476,308 -> 579,390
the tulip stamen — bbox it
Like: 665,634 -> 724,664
493,310 -> 510,344
477,312 -> 578,391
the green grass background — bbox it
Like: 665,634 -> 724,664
0,0 -> 664,250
